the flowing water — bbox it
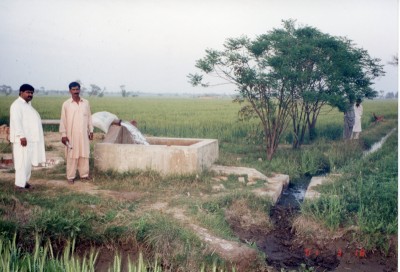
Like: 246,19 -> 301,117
363,128 -> 396,157
120,121 -> 150,145
277,176 -> 309,208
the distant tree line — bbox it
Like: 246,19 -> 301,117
0,81 -> 140,98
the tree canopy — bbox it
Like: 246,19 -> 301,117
189,20 -> 384,159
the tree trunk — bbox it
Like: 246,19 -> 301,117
308,120 -> 317,141
266,146 -> 275,161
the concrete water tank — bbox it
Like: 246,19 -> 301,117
94,125 -> 219,175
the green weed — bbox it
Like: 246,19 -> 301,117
301,128 -> 398,251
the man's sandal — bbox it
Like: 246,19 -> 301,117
81,176 -> 92,182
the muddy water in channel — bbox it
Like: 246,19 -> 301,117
231,177 -> 339,271
259,177 -> 340,271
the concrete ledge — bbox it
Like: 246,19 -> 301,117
42,119 -> 60,125
252,174 -> 290,204
210,165 -> 269,182
304,176 -> 326,199
210,165 -> 289,205
304,175 -> 340,200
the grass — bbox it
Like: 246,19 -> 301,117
0,234 -> 99,272
0,233 -> 240,272
301,126 -> 398,252
1,95 -> 396,141
0,164 -> 267,270
0,95 -> 397,269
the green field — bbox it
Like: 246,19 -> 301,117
0,95 -> 397,140
0,95 -> 397,271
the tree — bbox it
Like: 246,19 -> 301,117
40,86 -> 49,95
189,20 -> 384,160
388,54 -> 398,66
89,84 -> 101,96
260,20 -> 383,147
385,92 -> 395,99
189,35 -> 292,160
0,85 -> 12,96
120,85 -> 128,97
98,87 -> 105,97
75,80 -> 87,95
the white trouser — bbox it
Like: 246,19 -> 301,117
13,143 -> 32,188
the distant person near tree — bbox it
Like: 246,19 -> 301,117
59,81 -> 94,184
9,84 -> 46,189
352,99 -> 363,139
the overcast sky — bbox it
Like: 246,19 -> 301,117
0,0 -> 398,94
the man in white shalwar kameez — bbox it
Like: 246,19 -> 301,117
9,84 -> 46,189
352,99 -> 363,139
59,81 -> 94,184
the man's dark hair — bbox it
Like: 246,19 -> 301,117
19,84 -> 34,93
69,82 -> 81,90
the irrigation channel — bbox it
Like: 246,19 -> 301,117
260,177 -> 340,271
238,129 -> 396,271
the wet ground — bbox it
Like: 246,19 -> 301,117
260,179 -> 340,271
260,206 -> 340,271
230,178 -> 397,271
277,177 -> 309,208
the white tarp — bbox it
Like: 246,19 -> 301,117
92,111 -> 119,133
92,111 -> 149,145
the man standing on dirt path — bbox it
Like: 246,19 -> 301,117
59,81 -> 94,184
10,84 -> 46,189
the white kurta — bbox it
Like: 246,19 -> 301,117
353,104 -> 363,133
10,97 -> 46,187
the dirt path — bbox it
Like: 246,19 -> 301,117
33,178 -> 144,201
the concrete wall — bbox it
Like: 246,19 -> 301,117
94,125 -> 219,175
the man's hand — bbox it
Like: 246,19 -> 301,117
20,137 -> 27,147
61,137 -> 69,146
89,132 -> 93,141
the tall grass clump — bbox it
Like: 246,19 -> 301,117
186,191 -> 272,239
0,234 -> 99,272
301,129 -> 398,252
29,209 -> 96,240
132,211 -> 208,270
0,233 -> 186,272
